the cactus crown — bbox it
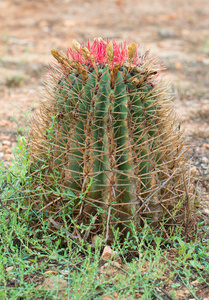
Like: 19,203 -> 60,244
28,38 -> 194,242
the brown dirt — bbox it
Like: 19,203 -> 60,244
0,1 -> 208,196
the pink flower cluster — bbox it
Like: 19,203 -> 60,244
68,38 -> 140,67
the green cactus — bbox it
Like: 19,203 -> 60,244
28,38 -> 195,241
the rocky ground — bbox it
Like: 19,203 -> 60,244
0,0 -> 208,192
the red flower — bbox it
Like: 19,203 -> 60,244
67,38 -> 141,67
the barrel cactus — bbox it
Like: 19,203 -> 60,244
28,38 -> 194,242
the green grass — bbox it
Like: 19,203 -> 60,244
0,137 -> 209,300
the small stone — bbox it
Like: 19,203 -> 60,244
158,28 -> 176,38
0,152 -> 4,158
2,140 -> 11,145
6,266 -> 14,272
101,246 -> 121,262
202,157 -> 208,163
101,246 -> 112,260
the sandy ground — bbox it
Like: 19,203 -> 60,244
0,0 -> 208,197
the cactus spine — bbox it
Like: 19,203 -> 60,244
28,38 -> 194,241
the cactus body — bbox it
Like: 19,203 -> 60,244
29,39 -> 194,241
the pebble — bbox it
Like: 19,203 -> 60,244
6,266 -> 14,272
101,246 -> 120,262
2,140 -> 11,145
158,28 -> 176,38
202,157 -> 208,163
101,246 -> 112,260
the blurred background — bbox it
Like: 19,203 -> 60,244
0,0 -> 208,194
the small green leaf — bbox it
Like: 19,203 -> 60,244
171,283 -> 181,288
